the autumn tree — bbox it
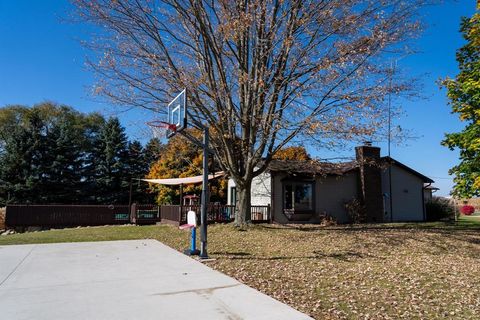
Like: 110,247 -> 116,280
442,6 -> 480,198
147,129 -> 226,204
73,0 -> 430,225
273,146 -> 311,161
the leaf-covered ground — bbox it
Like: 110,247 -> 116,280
203,223 -> 480,319
1,218 -> 480,319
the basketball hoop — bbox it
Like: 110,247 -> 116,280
145,89 -> 208,258
146,120 -> 177,139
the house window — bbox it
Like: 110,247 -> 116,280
283,182 -> 314,212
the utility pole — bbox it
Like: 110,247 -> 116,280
388,62 -> 394,222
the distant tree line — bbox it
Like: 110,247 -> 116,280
0,103 -> 163,205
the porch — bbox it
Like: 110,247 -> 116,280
157,203 -> 271,226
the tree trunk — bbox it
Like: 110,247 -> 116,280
235,180 -> 252,227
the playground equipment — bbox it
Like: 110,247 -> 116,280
179,210 -> 200,256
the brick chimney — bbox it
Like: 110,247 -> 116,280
355,144 -> 383,222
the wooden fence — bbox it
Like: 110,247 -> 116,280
6,205 -> 130,228
5,203 -> 271,228
158,205 -> 181,225
0,207 -> 5,230
131,204 -> 160,225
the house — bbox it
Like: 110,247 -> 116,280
227,144 -> 435,223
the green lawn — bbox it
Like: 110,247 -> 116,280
458,214 -> 480,227
0,225 -> 184,246
1,220 -> 480,319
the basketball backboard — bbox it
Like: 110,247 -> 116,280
167,89 -> 187,138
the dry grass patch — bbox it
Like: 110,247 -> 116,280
199,223 -> 480,319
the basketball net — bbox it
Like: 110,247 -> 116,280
146,121 -> 176,140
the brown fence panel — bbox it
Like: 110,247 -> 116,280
160,205 -> 182,225
0,207 -> 5,230
5,205 -> 130,228
5,203 -> 271,228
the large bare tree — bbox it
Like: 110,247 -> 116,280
73,0 -> 430,225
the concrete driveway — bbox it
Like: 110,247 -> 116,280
0,240 -> 312,320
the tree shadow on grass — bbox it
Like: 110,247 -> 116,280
210,251 -> 251,257
212,250 -> 372,262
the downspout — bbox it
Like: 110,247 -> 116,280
270,172 -> 275,223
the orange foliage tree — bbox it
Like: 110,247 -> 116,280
147,129 -> 226,204
273,146 -> 311,161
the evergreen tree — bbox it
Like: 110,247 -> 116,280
143,138 -> 163,166
0,121 -> 35,204
0,103 -> 106,204
94,117 -> 130,203
127,140 -> 146,177
80,113 -> 106,203
0,103 -> 155,204
126,140 -> 149,203
41,110 -> 85,203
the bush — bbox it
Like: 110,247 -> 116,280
345,198 -> 366,223
460,205 -> 475,215
426,197 -> 455,221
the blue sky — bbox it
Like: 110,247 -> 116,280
0,1 -> 477,196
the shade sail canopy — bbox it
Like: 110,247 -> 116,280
141,171 -> 225,186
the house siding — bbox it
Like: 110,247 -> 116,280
251,172 -> 272,206
226,155 -> 430,224
271,172 -> 359,223
272,173 -> 288,223
227,173 -> 272,206
381,164 -> 425,222
423,189 -> 433,203
315,172 -> 359,223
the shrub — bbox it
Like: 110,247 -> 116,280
426,197 -> 455,221
345,198 -> 366,223
460,205 -> 475,215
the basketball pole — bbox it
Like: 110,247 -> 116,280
200,127 -> 209,259
152,88 -> 210,258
